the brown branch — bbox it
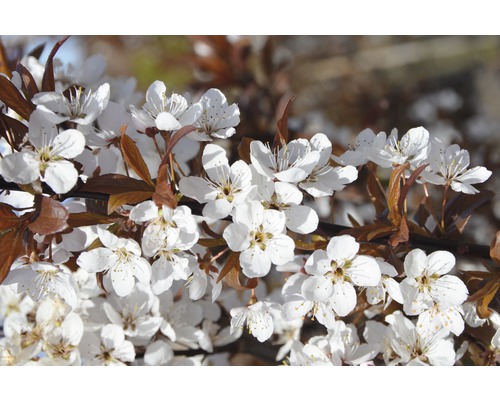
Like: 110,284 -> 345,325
0,177 -> 493,261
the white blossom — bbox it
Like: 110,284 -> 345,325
76,228 -> 151,297
421,137 -> 492,194
223,201 -> 295,278
0,111 -> 85,193
179,144 -> 255,220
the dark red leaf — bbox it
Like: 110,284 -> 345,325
28,196 -> 69,235
82,174 -> 154,195
163,125 -> 196,163
0,110 -> 29,150
67,212 -> 114,228
120,128 -> 154,186
0,203 -> 22,229
491,232 -> 500,265
273,95 -> 295,149
107,191 -> 154,215
237,137 -> 254,164
152,164 -> 177,209
387,163 -> 408,226
397,163 -> 428,212
0,38 -> 11,78
0,227 -> 25,284
444,190 -> 495,235
42,36 -> 70,92
15,63 -> 39,100
0,74 -> 35,121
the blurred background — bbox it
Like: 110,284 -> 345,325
2,35 -> 500,245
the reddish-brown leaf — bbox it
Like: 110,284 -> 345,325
28,196 -> 69,235
476,280 -> 500,319
152,164 -> 177,209
163,125 -> 196,163
28,43 -> 45,60
0,227 -> 25,284
367,225 -> 396,241
82,174 -> 154,195
107,191 -> 154,215
96,271 -> 108,294
198,238 -> 227,248
444,190 -> 494,235
217,251 -> 239,283
67,212 -> 114,228
0,38 -> 11,77
387,163 -> 408,226
0,203 -> 22,229
397,163 -> 428,212
0,74 -> 35,121
389,217 -> 409,247
365,163 -> 387,216
490,231 -> 500,266
237,137 -> 254,164
0,112 -> 29,149
42,36 -> 70,92
225,265 -> 258,291
15,63 -> 39,100
120,128 -> 154,186
273,95 -> 295,149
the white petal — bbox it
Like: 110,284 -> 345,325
304,249 -> 330,276
129,200 -> 158,223
131,256 -> 151,284
178,176 -> 216,203
155,112 -> 181,131
203,198 -> 233,220
430,275 -> 468,307
403,248 -> 427,278
348,255 -> 381,287
266,234 -> 295,266
301,275 -> 333,302
425,251 -> 455,276
144,341 -> 173,366
329,281 -> 357,317
51,129 -> 85,159
44,160 -> 78,194
326,235 -> 359,263
0,152 -> 39,184
110,264 -> 135,297
222,222 -> 251,252
77,248 -> 116,273
240,246 -> 271,278
285,205 -> 318,234
202,143 -> 230,181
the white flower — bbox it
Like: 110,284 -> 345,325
301,235 -> 381,317
421,137 -> 492,194
80,324 -> 135,366
0,111 -> 85,193
252,170 -> 318,234
129,201 -> 198,254
130,80 -> 200,132
155,291 -> 203,349
179,144 -> 255,220
385,311 -> 456,366
368,126 -> 430,169
3,259 -> 78,309
400,249 -> 468,315
365,258 -> 403,308
190,88 -> 240,140
0,286 -> 34,324
76,228 -> 151,297
250,138 -> 320,183
103,283 -> 162,339
416,304 -> 465,336
32,83 -> 110,125
222,201 -> 295,278
298,133 -> 358,197
230,300 -> 280,343
43,312 -> 84,365
331,128 -> 376,167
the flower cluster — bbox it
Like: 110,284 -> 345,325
0,38 -> 497,367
